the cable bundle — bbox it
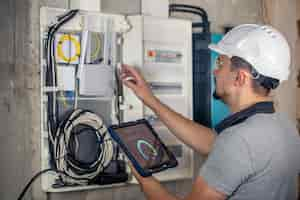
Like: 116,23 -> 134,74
55,109 -> 114,184
45,9 -> 79,137
44,10 -> 114,185
17,9 -> 120,200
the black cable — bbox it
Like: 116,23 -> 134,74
114,67 -> 122,125
54,109 -> 113,183
169,4 -> 208,21
45,9 -> 79,167
42,8 -> 115,188
17,169 -> 53,200
169,4 -> 210,33
17,168 -> 87,200
169,4 -> 208,16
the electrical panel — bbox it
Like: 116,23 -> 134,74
40,7 -> 193,192
122,16 -> 194,182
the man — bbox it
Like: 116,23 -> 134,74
120,24 -> 300,199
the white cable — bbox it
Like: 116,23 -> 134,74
54,109 -> 114,184
74,78 -> 78,109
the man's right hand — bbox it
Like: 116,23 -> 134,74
120,64 -> 158,107
120,65 -> 215,156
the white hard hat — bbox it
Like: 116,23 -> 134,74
209,24 -> 291,82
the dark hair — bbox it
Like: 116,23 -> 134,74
230,56 -> 280,96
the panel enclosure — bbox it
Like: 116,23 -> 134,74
40,7 -> 127,192
122,16 -> 194,183
40,7 -> 194,192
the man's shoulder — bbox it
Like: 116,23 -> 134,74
221,112 -> 292,138
218,112 -> 300,169
217,113 -> 283,157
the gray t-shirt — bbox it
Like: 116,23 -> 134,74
200,113 -> 300,200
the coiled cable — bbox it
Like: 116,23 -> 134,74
54,109 -> 114,184
18,9 -> 117,200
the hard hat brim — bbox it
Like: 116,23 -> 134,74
208,44 -> 232,57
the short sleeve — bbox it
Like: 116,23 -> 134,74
199,132 -> 254,196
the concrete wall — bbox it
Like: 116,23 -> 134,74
296,0 -> 300,123
0,0 -> 38,199
169,0 -> 262,32
265,0 -> 299,122
0,0 -> 264,200
101,0 -> 262,33
101,0 -> 141,15
0,1 -> 70,200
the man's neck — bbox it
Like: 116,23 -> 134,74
228,96 -> 272,114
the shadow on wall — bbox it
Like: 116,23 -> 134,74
299,175 -> 300,200
298,69 -> 300,88
297,119 -> 300,135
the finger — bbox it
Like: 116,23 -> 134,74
120,73 -> 138,85
122,64 -> 143,82
123,79 -> 138,91
127,160 -> 134,170
120,73 -> 129,79
127,161 -> 142,180
120,68 -> 137,81
121,64 -> 133,74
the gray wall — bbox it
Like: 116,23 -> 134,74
101,0 -> 262,32
0,0 -> 262,200
0,0 -> 39,199
169,0 -> 262,32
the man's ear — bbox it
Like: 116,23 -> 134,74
234,70 -> 247,87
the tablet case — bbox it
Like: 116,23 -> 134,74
108,119 -> 178,177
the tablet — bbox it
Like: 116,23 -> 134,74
108,119 -> 178,177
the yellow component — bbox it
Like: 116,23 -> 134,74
57,34 -> 81,63
90,32 -> 102,61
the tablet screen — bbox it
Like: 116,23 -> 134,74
112,122 -> 172,169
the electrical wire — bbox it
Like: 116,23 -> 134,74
90,32 -> 102,62
113,17 -> 132,125
45,9 -> 79,143
54,109 -> 114,184
17,168 -> 85,200
44,9 -> 114,186
17,169 -> 54,200
18,10 -> 129,200
44,10 -> 80,173
56,33 -> 81,63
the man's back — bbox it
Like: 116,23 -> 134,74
200,113 -> 300,199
